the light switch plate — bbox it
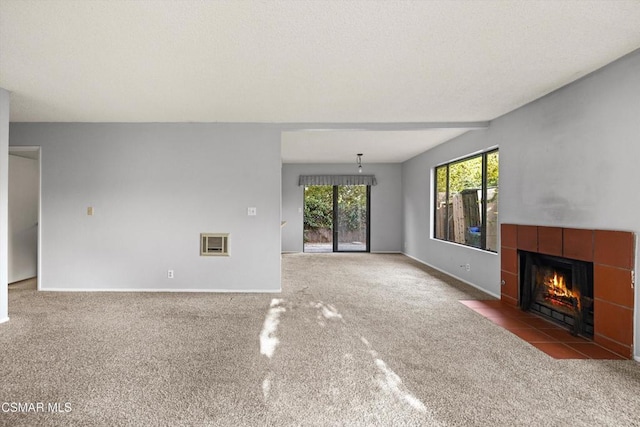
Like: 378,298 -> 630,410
87,206 -> 94,216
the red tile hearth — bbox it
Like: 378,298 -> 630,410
460,300 -> 625,360
500,224 -> 635,359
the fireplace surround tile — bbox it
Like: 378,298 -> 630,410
500,271 -> 518,301
500,247 -> 517,274
517,225 -> 538,252
537,226 -> 563,257
501,224 -> 517,248
594,230 -> 634,269
594,264 -> 634,309
594,335 -> 632,359
594,299 -> 634,345
562,228 -> 594,261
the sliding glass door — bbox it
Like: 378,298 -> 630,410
303,185 -> 334,253
304,185 -> 370,253
334,185 -> 369,252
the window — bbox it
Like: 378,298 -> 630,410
434,149 -> 499,252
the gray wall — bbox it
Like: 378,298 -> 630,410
8,154 -> 39,283
9,123 -> 282,292
403,129 -> 499,296
0,88 -> 9,322
282,163 -> 402,253
402,48 -> 640,356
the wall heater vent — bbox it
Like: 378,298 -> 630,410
200,233 -> 229,256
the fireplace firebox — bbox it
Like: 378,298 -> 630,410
519,251 -> 594,337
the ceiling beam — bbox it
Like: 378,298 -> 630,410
276,122 -> 490,132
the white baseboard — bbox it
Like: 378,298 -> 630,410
0,317 -> 9,324
371,251 -> 402,254
39,288 -> 282,293
634,355 -> 640,363
402,252 -> 500,299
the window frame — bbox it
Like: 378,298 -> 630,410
433,148 -> 498,252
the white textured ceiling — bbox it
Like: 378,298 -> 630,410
1,1 -> 640,162
282,129 -> 471,164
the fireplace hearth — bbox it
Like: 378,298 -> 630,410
519,251 -> 594,337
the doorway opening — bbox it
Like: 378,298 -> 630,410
8,146 -> 41,291
303,185 -> 370,253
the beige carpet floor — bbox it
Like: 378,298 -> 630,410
1,254 -> 639,426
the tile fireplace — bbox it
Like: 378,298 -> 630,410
501,224 -> 635,359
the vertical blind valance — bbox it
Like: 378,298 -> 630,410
298,175 -> 377,186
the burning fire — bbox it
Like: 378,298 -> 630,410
543,271 -> 581,310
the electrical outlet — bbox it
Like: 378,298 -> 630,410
168,270 -> 174,279
248,207 -> 257,216
466,264 -> 471,271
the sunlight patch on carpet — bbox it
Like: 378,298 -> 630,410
311,301 -> 345,327
262,372 -> 273,400
260,299 -> 287,403
360,336 -> 428,414
260,298 -> 286,359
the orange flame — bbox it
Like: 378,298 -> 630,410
544,271 -> 581,310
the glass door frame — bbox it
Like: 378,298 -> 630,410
332,185 -> 371,253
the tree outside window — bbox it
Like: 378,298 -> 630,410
434,150 -> 499,252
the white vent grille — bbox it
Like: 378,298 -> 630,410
200,233 -> 229,256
